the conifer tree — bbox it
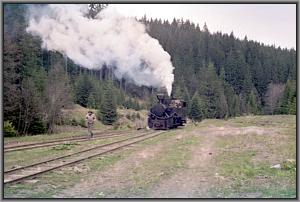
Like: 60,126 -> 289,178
279,80 -> 296,114
189,92 -> 203,121
199,63 -> 228,118
289,96 -> 296,115
98,81 -> 118,125
74,74 -> 93,107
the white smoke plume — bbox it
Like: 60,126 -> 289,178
26,4 -> 174,95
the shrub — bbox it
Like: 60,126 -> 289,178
282,159 -> 296,171
136,112 -> 141,120
79,118 -> 87,128
113,122 -> 121,130
126,114 -> 131,120
4,121 -> 18,137
28,118 -> 47,135
70,118 -> 79,126
131,113 -> 136,121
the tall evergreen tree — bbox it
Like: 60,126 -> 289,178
279,80 -> 296,114
189,92 -> 203,121
98,81 -> 118,125
74,74 -> 93,107
199,63 -> 228,118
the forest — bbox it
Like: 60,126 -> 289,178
3,4 -> 297,136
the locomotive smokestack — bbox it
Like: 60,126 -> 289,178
26,4 -> 174,95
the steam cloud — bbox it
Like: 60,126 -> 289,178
26,4 -> 174,95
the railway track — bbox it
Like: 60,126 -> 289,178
4,130 -> 165,184
4,130 -> 134,153
4,129 -> 133,146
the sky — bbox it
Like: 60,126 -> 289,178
112,4 -> 296,50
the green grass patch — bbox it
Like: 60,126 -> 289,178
51,142 -> 79,151
4,131 -> 87,144
4,131 -> 168,198
4,151 -> 127,198
211,121 -> 296,198
124,134 -> 201,196
227,115 -> 296,128
4,133 -> 138,171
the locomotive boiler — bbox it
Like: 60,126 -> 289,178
148,94 -> 187,130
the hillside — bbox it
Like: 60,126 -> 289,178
3,4 -> 296,136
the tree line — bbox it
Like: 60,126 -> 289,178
3,4 -> 296,136
141,17 -> 296,121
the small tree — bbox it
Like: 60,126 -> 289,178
4,121 -> 18,137
189,92 -> 203,121
289,96 -> 296,115
18,78 -> 46,135
45,62 -> 73,133
279,80 -> 296,114
98,82 -> 118,125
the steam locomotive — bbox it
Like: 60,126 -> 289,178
148,94 -> 187,130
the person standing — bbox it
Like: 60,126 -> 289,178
85,111 -> 96,138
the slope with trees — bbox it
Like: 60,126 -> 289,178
3,4 -> 296,135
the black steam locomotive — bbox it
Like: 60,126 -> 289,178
148,94 -> 187,130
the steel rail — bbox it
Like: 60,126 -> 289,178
4,130 -> 135,153
4,131 -> 165,184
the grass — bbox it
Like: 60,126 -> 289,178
62,104 -> 107,130
4,131 -> 167,198
4,131 -> 87,144
51,142 -> 79,151
4,115 -> 296,198
227,115 -> 296,128
109,133 -> 201,197
4,105 -> 149,144
4,150 -> 131,198
211,122 -> 296,198
4,132 -> 138,171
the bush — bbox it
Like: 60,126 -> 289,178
70,118 -> 79,126
4,121 -> 18,137
126,114 -> 131,120
131,113 -> 136,121
282,159 -> 296,171
79,118 -> 87,128
113,122 -> 121,130
28,118 -> 47,135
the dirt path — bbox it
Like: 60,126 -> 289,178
55,125 -> 283,198
144,126 -> 275,198
55,133 -> 177,198
145,129 -> 218,198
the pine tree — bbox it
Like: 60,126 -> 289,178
289,96 -> 296,115
189,92 -> 203,121
222,76 -> 241,117
98,82 -> 118,125
279,80 -> 296,114
74,74 -> 93,107
199,63 -> 228,118
3,34 -> 22,127
248,89 -> 259,114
